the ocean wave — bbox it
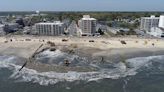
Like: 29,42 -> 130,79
0,54 -> 164,86
36,49 -> 89,66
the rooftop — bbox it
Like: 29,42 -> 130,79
81,15 -> 96,20
141,15 -> 159,19
82,18 -> 96,20
36,21 -> 63,25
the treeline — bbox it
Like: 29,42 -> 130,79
28,12 -> 164,29
2,11 -> 164,29
41,11 -> 164,21
0,11 -> 35,16
1,11 -> 163,21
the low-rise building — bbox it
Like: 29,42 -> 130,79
0,24 -> 5,35
4,23 -> 19,33
35,21 -> 64,36
0,24 -> 4,31
0,16 -> 7,23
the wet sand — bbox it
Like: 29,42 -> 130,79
23,48 -> 164,72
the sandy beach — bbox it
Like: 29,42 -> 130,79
0,35 -> 163,72
0,35 -> 164,58
0,35 -> 164,76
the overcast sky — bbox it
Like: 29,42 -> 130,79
0,0 -> 163,11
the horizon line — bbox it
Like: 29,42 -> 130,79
0,10 -> 164,13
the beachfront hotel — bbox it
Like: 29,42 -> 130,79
159,15 -> 164,28
140,15 -> 159,32
35,21 -> 64,36
147,15 -> 164,38
78,15 -> 97,36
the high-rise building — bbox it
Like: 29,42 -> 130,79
0,24 -> 5,35
35,21 -> 64,36
141,15 -> 164,38
140,15 -> 159,32
78,15 -> 97,36
159,15 -> 164,28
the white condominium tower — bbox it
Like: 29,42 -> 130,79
140,15 -> 159,32
78,15 -> 97,36
159,15 -> 164,28
35,21 -> 64,36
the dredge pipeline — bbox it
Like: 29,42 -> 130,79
19,44 -> 44,71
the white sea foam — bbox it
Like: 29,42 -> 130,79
37,49 -> 81,64
39,50 -> 64,58
0,55 -> 164,86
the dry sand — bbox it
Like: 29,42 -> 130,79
0,35 -> 164,59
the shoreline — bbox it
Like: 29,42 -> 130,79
25,48 -> 164,72
0,36 -> 164,72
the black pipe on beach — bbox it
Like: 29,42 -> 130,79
19,61 -> 27,71
31,44 -> 44,58
101,57 -> 104,63
19,44 -> 44,71
34,44 -> 44,54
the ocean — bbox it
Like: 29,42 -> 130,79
1,51 -> 164,92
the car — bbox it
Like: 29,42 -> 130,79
25,39 -> 31,41
62,39 -> 68,42
89,40 -> 95,42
